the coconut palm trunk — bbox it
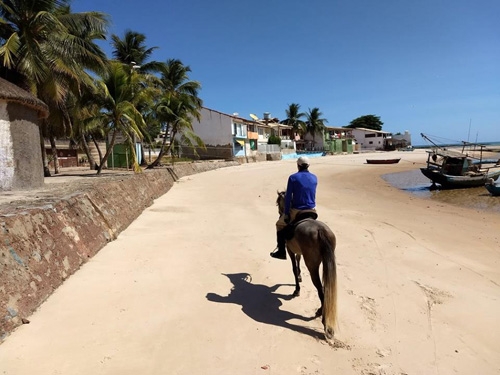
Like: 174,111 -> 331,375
49,136 -> 60,174
88,137 -> 103,170
79,135 -> 96,170
97,129 -> 118,175
147,124 -> 170,168
39,125 -> 51,177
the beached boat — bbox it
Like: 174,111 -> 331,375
485,179 -> 500,196
420,134 -> 500,189
398,146 -> 414,152
366,158 -> 400,164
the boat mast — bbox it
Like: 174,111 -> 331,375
467,119 -> 471,143
480,142 -> 483,168
420,133 -> 441,149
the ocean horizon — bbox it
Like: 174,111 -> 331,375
412,141 -> 500,148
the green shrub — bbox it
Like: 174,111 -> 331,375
268,135 -> 282,145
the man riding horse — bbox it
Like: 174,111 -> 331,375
270,155 -> 318,260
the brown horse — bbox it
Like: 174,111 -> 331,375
276,191 -> 338,340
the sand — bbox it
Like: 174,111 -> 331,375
0,150 -> 499,375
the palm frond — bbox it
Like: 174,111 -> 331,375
0,32 -> 20,68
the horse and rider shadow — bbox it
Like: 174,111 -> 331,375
206,272 -> 324,340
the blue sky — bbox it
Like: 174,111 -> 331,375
72,0 -> 499,145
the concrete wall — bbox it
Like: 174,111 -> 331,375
191,108 -> 233,145
0,102 -> 43,190
181,144 -> 233,160
302,132 -> 325,150
0,103 -> 14,188
0,161 -> 238,341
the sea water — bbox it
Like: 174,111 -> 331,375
281,152 -> 325,160
382,169 -> 500,214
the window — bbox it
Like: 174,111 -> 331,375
233,122 -> 247,137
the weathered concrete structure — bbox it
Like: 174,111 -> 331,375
0,161 -> 238,341
0,78 -> 48,191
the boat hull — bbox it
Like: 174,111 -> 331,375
420,168 -> 500,189
366,158 -> 401,164
485,183 -> 500,196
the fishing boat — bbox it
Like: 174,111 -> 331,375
485,179 -> 500,196
420,133 -> 500,189
366,158 -> 400,164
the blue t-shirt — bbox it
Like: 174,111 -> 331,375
284,170 -> 318,215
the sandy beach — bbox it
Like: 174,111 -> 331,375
0,150 -> 499,375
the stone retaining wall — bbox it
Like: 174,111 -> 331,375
0,161 -> 238,341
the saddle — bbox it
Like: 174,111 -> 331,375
283,209 -> 318,240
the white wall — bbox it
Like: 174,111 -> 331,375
0,101 -> 44,190
191,108 -> 233,145
0,102 -> 14,190
302,132 -> 325,149
351,129 -> 387,151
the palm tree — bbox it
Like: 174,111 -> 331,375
111,30 -> 164,165
148,59 -> 202,168
68,86 -> 104,170
280,103 -> 306,136
305,107 -> 328,148
90,61 -> 146,174
154,93 -> 204,163
0,0 -> 108,175
111,30 -> 164,73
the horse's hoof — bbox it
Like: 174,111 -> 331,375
324,326 -> 334,340
292,290 -> 300,298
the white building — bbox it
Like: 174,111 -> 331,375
391,130 -> 412,147
350,127 -> 392,151
186,107 -> 267,162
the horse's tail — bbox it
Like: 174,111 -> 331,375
318,226 -> 337,340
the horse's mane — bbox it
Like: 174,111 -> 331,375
276,190 -> 285,206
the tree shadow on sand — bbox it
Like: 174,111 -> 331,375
206,272 -> 324,340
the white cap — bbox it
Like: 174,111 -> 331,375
297,156 -> 310,167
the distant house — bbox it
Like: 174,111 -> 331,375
106,131 -> 142,169
0,78 -> 48,190
43,139 -> 79,168
349,127 -> 392,151
185,107 -> 267,162
255,118 -> 293,153
323,127 -> 355,154
391,130 -> 412,148
297,130 -> 325,151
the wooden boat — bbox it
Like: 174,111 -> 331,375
398,146 -> 414,152
366,158 -> 400,164
420,134 -> 500,189
485,179 -> 500,196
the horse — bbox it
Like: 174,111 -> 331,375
276,191 -> 338,340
